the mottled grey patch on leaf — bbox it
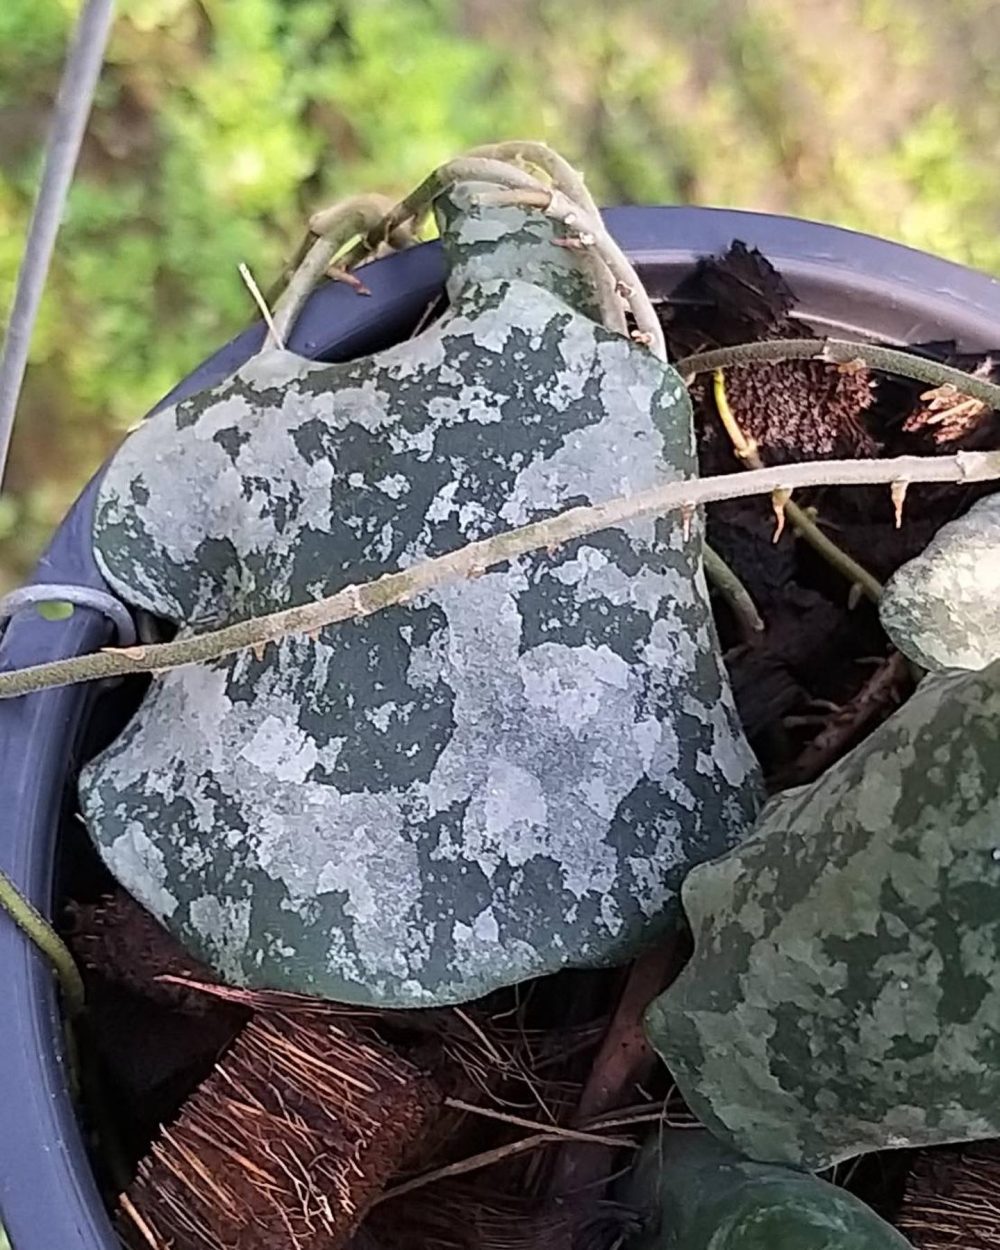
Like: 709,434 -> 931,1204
646,659 -> 1000,1169
880,493 -> 1000,671
79,188 -> 760,1007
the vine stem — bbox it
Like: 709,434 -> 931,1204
679,338 -> 1000,411
269,195 -> 396,347
0,866 -> 85,1099
0,868 -> 85,1019
467,140 -> 602,216
478,186 -> 662,356
702,543 -> 765,636
274,143 -> 661,351
1,450 -> 998,699
338,157 -> 553,269
712,370 -> 884,604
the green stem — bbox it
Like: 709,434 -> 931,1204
678,338 -> 1000,411
703,544 -> 766,636
786,507 -> 883,603
712,369 -> 883,605
0,868 -> 85,1102
0,868 -> 85,1018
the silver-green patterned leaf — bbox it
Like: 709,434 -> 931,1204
646,659 -> 1000,1169
880,493 -> 1000,671
78,182 -> 761,1008
624,1130 -> 912,1250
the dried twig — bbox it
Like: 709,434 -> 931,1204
582,1092 -> 699,1133
119,1192 -> 167,1250
2,450 -> 999,700
443,1098 -> 631,1149
374,1130 -> 634,1207
773,651 -> 912,788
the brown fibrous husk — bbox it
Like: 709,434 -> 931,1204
365,1181 -> 636,1250
66,889 -> 219,1014
897,1140 -> 1000,1248
117,1009 -> 442,1250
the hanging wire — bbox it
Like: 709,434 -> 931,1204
0,0 -> 117,490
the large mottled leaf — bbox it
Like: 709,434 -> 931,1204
78,183 -> 761,1008
624,1130 -> 912,1249
646,659 -> 1000,1169
880,492 -> 1000,671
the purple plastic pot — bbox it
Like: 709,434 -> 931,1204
2,206 -> 1000,1249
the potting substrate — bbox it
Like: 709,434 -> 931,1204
7,153 -> 1000,1250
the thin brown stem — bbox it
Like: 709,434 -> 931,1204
773,651 -> 912,788
1,450 -> 998,700
374,1132 -> 627,1206
480,186 -> 663,356
442,1098 -> 631,1148
118,1193 -> 168,1250
549,940 -> 678,1198
270,196 -> 396,346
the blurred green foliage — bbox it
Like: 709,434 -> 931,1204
2,0 -> 1000,589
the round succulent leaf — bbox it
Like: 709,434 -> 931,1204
880,492 -> 1000,671
624,1130 -> 912,1250
79,194 -> 760,1008
646,659 -> 1000,1169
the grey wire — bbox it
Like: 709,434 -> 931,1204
0,0 -> 116,489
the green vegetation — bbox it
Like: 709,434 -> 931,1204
2,0 -> 1000,589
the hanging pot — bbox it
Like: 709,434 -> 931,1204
1,205 -> 999,1250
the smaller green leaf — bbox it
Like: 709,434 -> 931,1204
623,1130 -> 913,1250
880,493 -> 1000,671
35,601 -> 74,622
645,659 -> 1000,1170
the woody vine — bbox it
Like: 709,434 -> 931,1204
2,141 -> 999,705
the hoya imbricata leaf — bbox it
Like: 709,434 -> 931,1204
78,181 -> 760,1008
646,659 -> 1000,1170
625,1130 -> 912,1250
880,492 -> 1000,671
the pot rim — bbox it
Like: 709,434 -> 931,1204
1,204 -> 998,1250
